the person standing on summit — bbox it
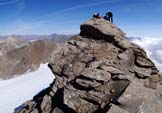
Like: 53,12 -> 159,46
104,12 -> 113,23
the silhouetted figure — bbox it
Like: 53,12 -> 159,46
93,13 -> 102,19
104,12 -> 113,23
93,13 -> 99,18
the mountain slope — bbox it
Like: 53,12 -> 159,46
14,19 -> 162,113
0,36 -> 28,56
0,39 -> 57,79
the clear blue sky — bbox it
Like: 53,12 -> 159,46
0,0 -> 162,37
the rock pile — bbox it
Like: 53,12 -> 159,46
14,18 -> 162,113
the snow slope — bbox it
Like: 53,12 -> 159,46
0,64 -> 54,113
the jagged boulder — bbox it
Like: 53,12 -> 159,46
80,18 -> 125,40
14,19 -> 162,113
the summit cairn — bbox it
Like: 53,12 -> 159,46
15,19 -> 162,113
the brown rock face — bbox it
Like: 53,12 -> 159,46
14,19 -> 162,113
80,18 -> 125,41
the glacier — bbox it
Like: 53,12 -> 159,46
0,64 -> 54,113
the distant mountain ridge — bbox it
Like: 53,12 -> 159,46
0,33 -> 74,43
0,36 -> 28,56
0,38 -> 58,79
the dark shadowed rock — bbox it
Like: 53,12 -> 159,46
14,19 -> 162,113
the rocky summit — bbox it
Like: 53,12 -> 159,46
14,18 -> 162,113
